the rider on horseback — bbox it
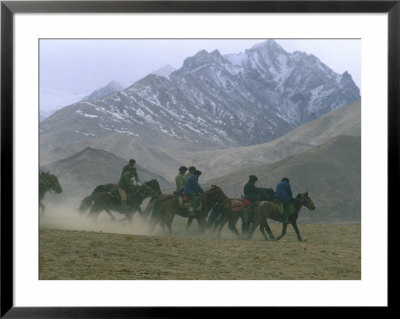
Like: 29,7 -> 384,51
183,166 -> 196,183
243,175 -> 263,227
174,166 -> 188,196
121,159 -> 142,185
273,177 -> 293,224
183,170 -> 204,217
117,167 -> 137,213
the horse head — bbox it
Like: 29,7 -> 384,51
297,192 -> 315,211
204,185 -> 228,202
40,172 -> 62,194
50,174 -> 62,193
142,179 -> 161,197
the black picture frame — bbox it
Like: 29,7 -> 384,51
1,1 -> 396,317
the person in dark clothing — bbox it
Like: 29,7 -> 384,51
244,175 -> 261,202
243,175 -> 262,228
183,166 -> 196,184
121,159 -> 141,185
117,168 -> 137,213
273,177 -> 293,223
184,170 -> 204,217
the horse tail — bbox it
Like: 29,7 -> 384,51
150,198 -> 162,222
142,197 -> 157,219
79,195 -> 94,214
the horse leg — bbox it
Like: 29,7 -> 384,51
88,208 -> 99,222
143,198 -> 156,220
105,209 -> 115,221
259,224 -> 270,241
160,222 -> 166,232
248,221 -> 259,239
186,216 -> 194,229
291,222 -> 303,241
264,221 -> 275,240
166,220 -> 173,234
149,220 -> 157,233
125,209 -> 135,223
196,217 -> 208,233
209,213 -> 222,233
162,210 -> 174,234
208,203 -> 222,230
217,218 -> 228,238
228,218 -> 240,237
277,223 -> 288,240
241,216 -> 248,234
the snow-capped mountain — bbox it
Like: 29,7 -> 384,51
81,81 -> 127,102
40,40 -> 360,151
151,64 -> 176,78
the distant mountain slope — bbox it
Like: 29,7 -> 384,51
40,99 -> 360,183
39,133 -> 185,183
207,135 -> 361,224
81,81 -> 127,102
40,40 -> 360,154
151,64 -> 176,78
40,147 -> 173,204
174,99 -> 361,182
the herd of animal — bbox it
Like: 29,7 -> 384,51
39,171 -> 315,241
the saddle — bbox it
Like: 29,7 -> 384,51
240,197 -> 252,207
178,193 -> 202,211
231,199 -> 246,212
272,199 -> 285,215
108,187 -> 120,200
178,193 -> 191,210
182,193 -> 190,202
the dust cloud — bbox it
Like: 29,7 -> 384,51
38,197 -> 238,240
40,197 -> 162,237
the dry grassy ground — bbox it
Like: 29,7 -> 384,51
39,215 -> 360,280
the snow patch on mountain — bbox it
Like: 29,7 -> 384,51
41,40 -> 360,150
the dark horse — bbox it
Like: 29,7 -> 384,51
148,185 -> 229,234
39,171 -> 62,214
209,187 -> 275,237
248,192 -> 316,241
79,179 -> 161,221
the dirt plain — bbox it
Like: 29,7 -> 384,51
39,204 -> 361,280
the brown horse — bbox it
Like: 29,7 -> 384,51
79,179 -> 161,221
149,185 -> 229,233
211,187 -> 275,237
39,171 -> 62,215
248,192 -> 316,241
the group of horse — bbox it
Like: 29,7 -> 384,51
39,171 -> 316,241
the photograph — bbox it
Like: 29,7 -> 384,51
38,38 -> 362,280
2,0 -> 394,314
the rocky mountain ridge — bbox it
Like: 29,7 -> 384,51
40,40 -> 360,153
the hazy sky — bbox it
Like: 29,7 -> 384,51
40,38 -> 361,98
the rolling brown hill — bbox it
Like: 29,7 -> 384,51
40,134 -> 183,183
207,135 -> 361,224
40,147 -> 173,206
40,99 -> 360,183
178,99 -> 361,183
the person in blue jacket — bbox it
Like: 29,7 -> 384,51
273,177 -> 293,224
184,170 -> 204,217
